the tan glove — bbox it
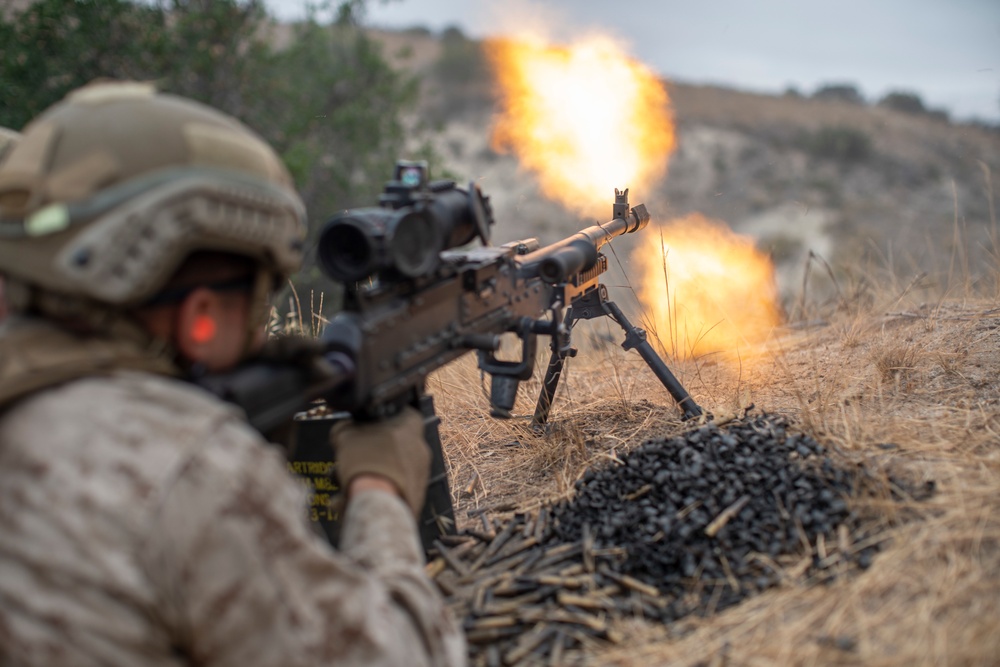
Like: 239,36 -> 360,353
330,406 -> 431,516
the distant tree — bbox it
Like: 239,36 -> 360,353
420,23 -> 490,126
783,85 -> 803,99
250,14 -> 420,221
150,0 -> 273,118
812,83 -> 865,105
877,90 -> 926,114
925,108 -> 950,124
402,26 -> 433,37
800,125 -> 873,163
0,0 -> 166,128
878,90 -> 950,123
434,24 -> 487,86
440,24 -> 466,41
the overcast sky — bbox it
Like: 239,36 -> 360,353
268,0 -> 1000,122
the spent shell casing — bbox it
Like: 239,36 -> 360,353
522,513 -> 536,539
466,615 -> 519,631
438,533 -> 475,547
503,623 -> 557,665
433,539 -> 471,577
425,557 -> 446,579
534,506 -> 550,542
485,644 -> 501,667
465,625 -> 524,644
582,523 -> 595,573
512,547 -> 546,576
486,536 -> 538,567
599,566 -> 662,598
478,519 -> 518,562
466,549 -> 533,583
548,630 -> 566,666
556,591 -> 617,611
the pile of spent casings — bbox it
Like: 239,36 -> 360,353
435,414 -> 926,666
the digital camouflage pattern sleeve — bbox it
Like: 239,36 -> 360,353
144,423 -> 467,667
0,370 -> 466,667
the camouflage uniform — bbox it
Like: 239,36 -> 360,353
0,321 -> 466,666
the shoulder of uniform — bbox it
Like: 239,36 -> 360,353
3,370 -> 267,464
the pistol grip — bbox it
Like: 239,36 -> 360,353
489,375 -> 520,418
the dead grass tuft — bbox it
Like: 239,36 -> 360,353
867,334 -> 924,389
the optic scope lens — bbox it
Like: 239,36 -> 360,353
317,182 -> 492,284
317,215 -> 376,283
317,208 -> 443,283
388,211 -> 440,277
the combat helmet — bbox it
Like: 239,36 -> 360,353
0,82 -> 305,323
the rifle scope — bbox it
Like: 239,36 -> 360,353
317,161 -> 492,284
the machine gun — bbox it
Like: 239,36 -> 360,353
197,161 -> 701,550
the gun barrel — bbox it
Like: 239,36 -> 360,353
519,203 -> 650,283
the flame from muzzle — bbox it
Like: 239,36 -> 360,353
635,214 -> 783,359
486,36 -> 674,214
486,31 -> 782,360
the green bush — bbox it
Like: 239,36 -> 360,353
812,83 -> 865,105
0,0 -> 438,305
0,0 -> 423,222
433,25 -> 488,85
800,125 -> 873,163
878,90 -> 950,123
878,91 -> 926,114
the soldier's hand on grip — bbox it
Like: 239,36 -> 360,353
330,406 -> 431,516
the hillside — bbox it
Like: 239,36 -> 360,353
369,28 -> 1000,666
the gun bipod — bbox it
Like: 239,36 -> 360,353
532,284 -> 702,427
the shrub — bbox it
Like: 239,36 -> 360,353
878,90 -> 926,114
433,25 -> 488,84
402,25 -> 433,37
812,83 -> 866,105
878,90 -> 951,123
800,125 -> 873,163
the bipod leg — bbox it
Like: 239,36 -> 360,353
602,300 -> 703,420
532,308 -> 578,428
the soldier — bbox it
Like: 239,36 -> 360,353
0,82 -> 466,666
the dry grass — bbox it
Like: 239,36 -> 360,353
428,342 -> 697,513
430,261 -> 1000,665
